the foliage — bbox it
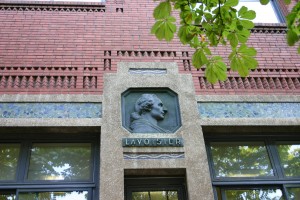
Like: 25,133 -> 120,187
132,191 -> 178,200
18,191 -> 88,200
210,142 -> 274,177
225,189 -> 284,200
28,143 -> 92,181
0,144 -> 20,180
0,143 -> 91,200
151,0 -> 300,84
277,144 -> 300,177
286,2 -> 300,53
210,142 -> 300,178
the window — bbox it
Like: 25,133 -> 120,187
235,0 -> 284,23
0,132 -> 99,200
196,0 -> 284,23
205,135 -> 300,200
125,177 -> 187,200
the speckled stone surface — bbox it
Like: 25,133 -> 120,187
100,62 -> 214,200
0,94 -> 102,102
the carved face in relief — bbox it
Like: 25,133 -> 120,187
150,96 -> 167,120
122,88 -> 182,134
130,94 -> 170,133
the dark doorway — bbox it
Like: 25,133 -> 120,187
125,177 -> 187,200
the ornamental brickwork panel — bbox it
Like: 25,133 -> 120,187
0,0 -> 299,95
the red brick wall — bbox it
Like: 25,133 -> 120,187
0,0 -> 299,95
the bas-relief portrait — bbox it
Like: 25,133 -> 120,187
130,94 -> 170,133
121,88 -> 181,134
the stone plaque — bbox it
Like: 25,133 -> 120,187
122,138 -> 184,147
122,88 -> 181,133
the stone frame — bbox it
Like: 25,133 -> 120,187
121,88 -> 182,133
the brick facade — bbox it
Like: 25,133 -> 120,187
0,0 -> 299,95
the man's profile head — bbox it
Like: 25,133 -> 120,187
129,94 -> 170,133
133,94 -> 167,121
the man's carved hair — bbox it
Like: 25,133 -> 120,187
131,94 -> 158,120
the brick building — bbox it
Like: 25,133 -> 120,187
0,0 -> 299,199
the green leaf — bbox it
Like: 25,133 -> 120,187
177,26 -> 188,44
190,2 -> 197,9
153,1 -> 171,20
192,49 -> 208,68
222,30 -> 230,39
229,44 -> 258,77
227,33 -> 238,48
208,32 -> 218,46
224,0 -> 239,7
166,22 -> 177,41
284,0 -> 291,4
151,0 -> 265,83
260,0 -> 269,5
237,24 -> 243,31
286,13 -> 296,28
190,36 -> 200,48
202,22 -> 212,31
239,20 -> 255,29
167,20 -> 176,32
238,44 -> 257,56
203,47 -> 212,55
214,61 -> 228,81
168,16 -> 176,23
242,11 -> 256,20
151,17 -> 177,41
204,13 -> 213,21
205,65 -> 218,84
230,55 -> 240,71
205,57 -> 228,84
287,30 -> 299,46
237,60 -> 250,76
184,12 -> 193,24
178,25 -> 194,44
151,21 -> 164,34
229,52 -> 240,71
237,29 -> 250,43
238,6 -> 248,16
184,5 -> 190,11
239,7 -> 256,20
230,55 -> 250,77
242,55 -> 258,69
156,22 -> 167,40
194,16 -> 202,25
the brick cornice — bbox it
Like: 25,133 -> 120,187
0,0 -> 105,6
0,0 -> 105,12
252,23 -> 287,34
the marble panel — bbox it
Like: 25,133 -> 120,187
199,102 -> 300,118
0,103 -> 102,118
